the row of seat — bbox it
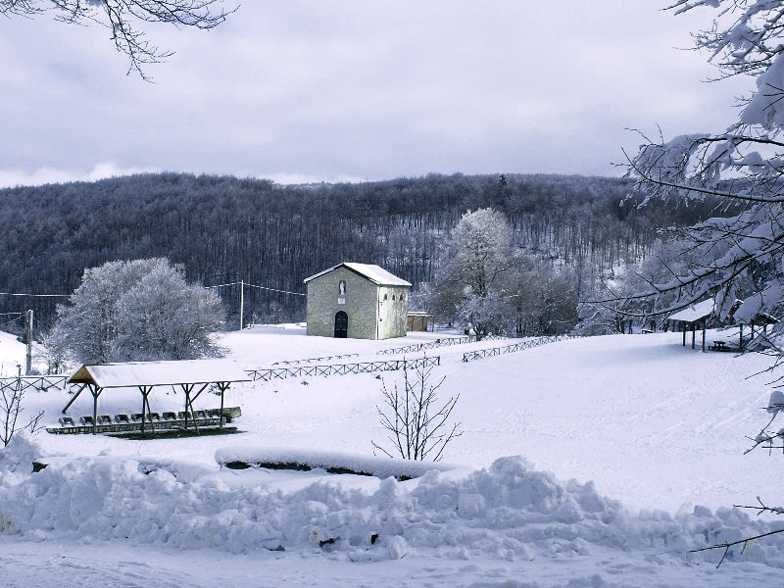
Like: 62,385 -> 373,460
59,409 -> 229,427
47,406 -> 242,435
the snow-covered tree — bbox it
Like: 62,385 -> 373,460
430,209 -> 516,339
48,258 -> 225,364
622,1 -> 784,548
111,260 -> 226,361
625,1 -> 784,337
593,236 -> 738,334
0,0 -> 236,79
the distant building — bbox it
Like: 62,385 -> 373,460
304,262 -> 411,339
407,311 -> 433,332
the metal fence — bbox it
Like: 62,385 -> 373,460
461,335 -> 570,362
247,356 -> 441,382
376,334 -> 506,356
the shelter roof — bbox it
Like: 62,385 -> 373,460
733,291 -> 780,325
304,262 -> 411,287
667,299 -> 714,324
68,359 -> 251,389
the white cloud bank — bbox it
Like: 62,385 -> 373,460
0,163 -> 159,189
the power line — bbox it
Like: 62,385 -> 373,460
0,291 -> 69,298
247,282 -> 306,297
0,315 -> 24,330
207,281 -> 305,297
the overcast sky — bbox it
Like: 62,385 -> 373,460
0,1 -> 753,188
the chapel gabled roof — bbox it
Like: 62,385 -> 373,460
303,262 -> 411,287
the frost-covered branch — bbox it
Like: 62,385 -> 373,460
744,390 -> 784,455
0,0 -> 237,80
691,527 -> 784,568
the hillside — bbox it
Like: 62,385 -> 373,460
0,172 -> 726,331
1,329 -> 783,586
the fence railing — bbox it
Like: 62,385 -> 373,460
461,335 -> 570,362
272,353 -> 359,366
376,334 -> 505,356
0,375 -> 68,394
247,356 -> 441,382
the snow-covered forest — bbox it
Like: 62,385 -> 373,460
0,172 -> 729,333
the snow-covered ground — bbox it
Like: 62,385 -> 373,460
1,326 -> 783,587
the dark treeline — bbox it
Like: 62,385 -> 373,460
0,172 -> 723,333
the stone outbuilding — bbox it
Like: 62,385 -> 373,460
304,262 -> 411,339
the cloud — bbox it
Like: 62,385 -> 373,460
0,163 -> 159,189
0,1 -> 757,187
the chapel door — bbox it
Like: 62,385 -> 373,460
334,311 -> 348,338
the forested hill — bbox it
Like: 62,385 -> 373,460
0,172 -> 716,331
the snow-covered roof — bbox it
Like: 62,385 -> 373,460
667,299 -> 714,323
304,262 -> 411,287
68,359 -> 251,389
733,289 -> 781,325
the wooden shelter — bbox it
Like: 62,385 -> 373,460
733,295 -> 779,349
668,299 -> 714,352
63,359 -> 251,434
736,312 -> 778,349
407,312 -> 433,332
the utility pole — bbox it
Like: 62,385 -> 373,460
25,309 -> 33,375
239,280 -> 244,331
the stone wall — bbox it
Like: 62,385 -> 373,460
376,285 -> 409,339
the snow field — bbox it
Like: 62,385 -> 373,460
1,327 -> 784,586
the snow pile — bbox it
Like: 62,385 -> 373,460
1,437 -> 783,570
0,433 -> 39,486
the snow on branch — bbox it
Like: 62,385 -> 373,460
0,0 -> 238,80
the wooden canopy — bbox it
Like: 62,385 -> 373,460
68,359 -> 250,389
668,299 -> 714,351
64,359 -> 251,434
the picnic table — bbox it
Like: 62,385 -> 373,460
708,340 -> 735,352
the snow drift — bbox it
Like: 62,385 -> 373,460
1,434 -> 783,570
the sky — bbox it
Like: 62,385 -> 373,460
0,1 -> 755,188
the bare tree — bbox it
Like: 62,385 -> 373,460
372,359 -> 462,462
1,374 -> 44,447
0,0 -> 238,80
